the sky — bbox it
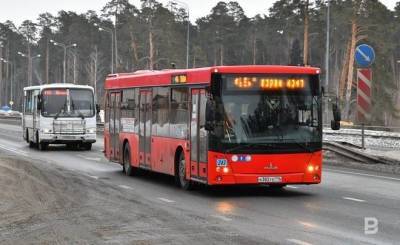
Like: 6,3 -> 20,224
0,0 -> 397,26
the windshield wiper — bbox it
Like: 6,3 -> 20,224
54,101 -> 67,119
71,99 -> 85,119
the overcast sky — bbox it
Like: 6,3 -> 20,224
0,0 -> 397,26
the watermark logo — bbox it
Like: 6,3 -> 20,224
364,217 -> 378,235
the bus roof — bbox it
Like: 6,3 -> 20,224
105,65 -> 320,90
24,83 -> 94,91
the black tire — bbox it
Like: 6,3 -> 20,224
177,153 -> 193,190
25,130 -> 29,143
83,143 -> 92,151
36,132 -> 47,151
38,142 -> 48,151
27,131 -> 34,148
123,143 -> 135,176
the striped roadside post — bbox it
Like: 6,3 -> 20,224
357,69 -> 372,122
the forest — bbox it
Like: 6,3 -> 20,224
0,0 -> 399,126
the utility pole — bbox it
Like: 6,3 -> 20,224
325,0 -> 331,123
95,23 -> 114,73
73,52 -> 77,84
18,51 -> 40,87
46,38 -> 49,84
114,13 -> 118,72
303,0 -> 310,66
0,43 -> 3,105
174,0 -> 190,68
50,40 -> 77,83
93,45 -> 98,100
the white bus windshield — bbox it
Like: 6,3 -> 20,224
41,88 -> 94,118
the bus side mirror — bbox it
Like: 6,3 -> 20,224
96,104 -> 100,114
331,101 -> 341,130
205,100 -> 215,131
321,86 -> 325,96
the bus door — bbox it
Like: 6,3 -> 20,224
109,92 -> 121,161
139,89 -> 152,169
190,89 -> 208,181
33,90 -> 40,139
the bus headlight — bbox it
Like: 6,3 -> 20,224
86,128 -> 96,134
42,128 -> 53,134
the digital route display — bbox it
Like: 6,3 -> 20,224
226,76 -> 307,91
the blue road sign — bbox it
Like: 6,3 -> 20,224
355,44 -> 375,67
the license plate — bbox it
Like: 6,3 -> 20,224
258,176 -> 282,183
62,136 -> 76,140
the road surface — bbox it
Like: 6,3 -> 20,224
0,122 -> 399,244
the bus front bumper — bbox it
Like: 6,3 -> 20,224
39,133 -> 96,144
207,172 -> 321,186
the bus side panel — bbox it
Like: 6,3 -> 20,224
23,115 -> 34,141
151,136 -> 188,176
119,132 -> 139,168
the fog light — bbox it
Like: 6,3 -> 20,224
216,176 -> 222,181
86,128 -> 96,134
313,174 -> 320,181
42,128 -> 52,133
223,167 -> 229,174
307,165 -> 314,172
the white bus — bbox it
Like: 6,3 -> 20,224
23,84 -> 99,150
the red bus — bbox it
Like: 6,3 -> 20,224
104,65 -> 340,189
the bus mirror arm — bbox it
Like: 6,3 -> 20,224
96,104 -> 100,114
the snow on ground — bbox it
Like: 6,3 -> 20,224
323,128 -> 400,162
324,128 -> 400,150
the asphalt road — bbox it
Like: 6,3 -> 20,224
0,122 -> 399,244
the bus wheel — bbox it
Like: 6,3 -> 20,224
178,153 -> 193,190
38,142 -> 48,151
25,130 -> 29,143
37,134 -> 47,151
123,144 -> 135,176
83,143 -> 92,151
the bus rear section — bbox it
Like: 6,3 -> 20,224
103,66 -> 332,189
23,84 -> 97,150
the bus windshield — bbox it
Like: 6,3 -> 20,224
209,74 -> 322,153
41,88 -> 94,118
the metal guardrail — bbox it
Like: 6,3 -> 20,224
323,141 -> 400,165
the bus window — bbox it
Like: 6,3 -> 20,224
199,92 -> 208,163
24,90 -> 33,114
152,87 -> 169,137
121,89 -> 136,133
170,87 -> 189,139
